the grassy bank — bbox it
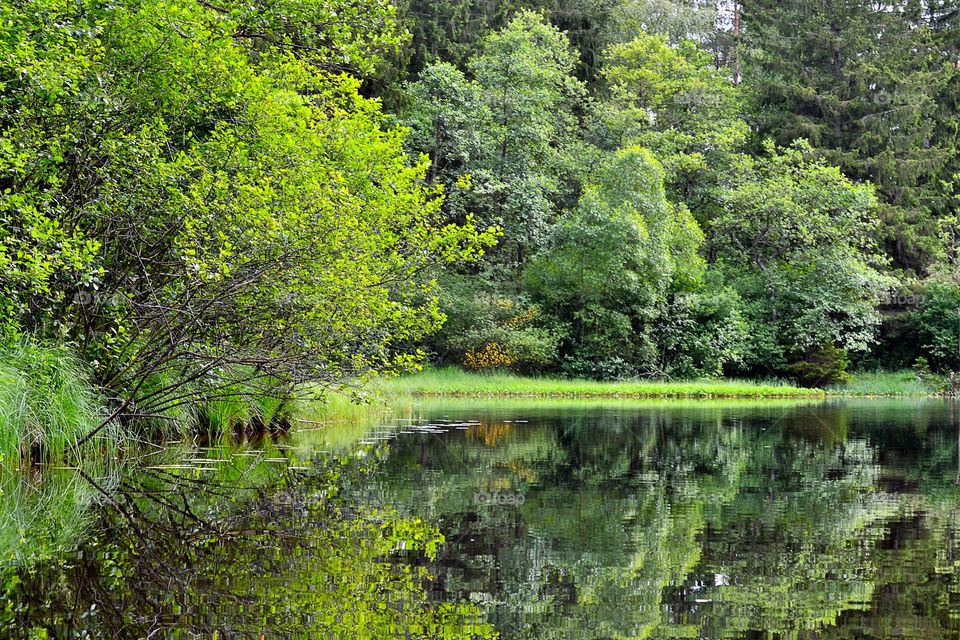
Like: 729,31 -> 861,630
376,368 -> 944,400
0,354 -> 941,465
377,368 -> 826,399
828,370 -> 941,397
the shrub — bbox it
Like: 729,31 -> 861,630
915,281 -> 960,372
652,284 -> 748,379
559,354 -> 639,381
429,274 -> 560,372
786,346 -> 852,388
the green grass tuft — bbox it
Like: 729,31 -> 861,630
829,370 -> 940,396
0,340 -> 105,462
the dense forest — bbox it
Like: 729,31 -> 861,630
4,0 -> 960,454
385,0 -> 960,384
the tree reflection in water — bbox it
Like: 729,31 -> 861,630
4,400 -> 960,639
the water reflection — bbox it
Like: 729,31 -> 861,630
3,399 -> 960,638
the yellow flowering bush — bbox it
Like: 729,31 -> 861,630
464,342 -> 515,370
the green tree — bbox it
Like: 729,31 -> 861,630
914,282 -> 960,372
525,146 -> 730,378
741,0 -> 960,274
396,0 -> 620,81
604,0 -> 719,46
596,31 -> 749,224
402,63 -> 493,226
468,10 -> 588,270
404,10 -> 587,278
0,0 -> 493,423
712,141 -> 891,371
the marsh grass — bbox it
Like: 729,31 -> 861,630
0,341 -> 106,462
829,370 -> 940,396
129,366 -> 298,440
295,386 -> 387,424
378,367 -> 825,399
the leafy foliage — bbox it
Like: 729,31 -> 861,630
596,30 -> 748,223
526,146 -> 742,377
0,0 -> 494,430
741,0 -> 960,273
711,141 -> 891,370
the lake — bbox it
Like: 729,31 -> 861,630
3,399 -> 960,638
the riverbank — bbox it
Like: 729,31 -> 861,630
376,368 -> 821,399
373,368 -> 940,400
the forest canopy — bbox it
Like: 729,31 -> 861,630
393,0 -> 960,384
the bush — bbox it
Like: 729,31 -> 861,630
429,274 -> 561,372
559,354 -> 639,381
652,284 -> 748,379
915,281 -> 960,372
786,346 -> 852,388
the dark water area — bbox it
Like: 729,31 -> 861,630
3,399 -> 960,638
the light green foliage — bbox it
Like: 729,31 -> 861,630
0,465 -> 115,568
597,31 -> 748,222
712,141 -> 892,369
0,0 -> 494,427
0,341 -> 104,462
380,367 -> 822,398
203,0 -> 406,75
0,0 -> 105,339
0,447 -> 498,638
526,146 -> 743,377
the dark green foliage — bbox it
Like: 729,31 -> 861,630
741,0 -> 960,274
524,146 -> 745,378
786,346 -> 853,388
712,142 -> 890,370
915,281 -> 960,372
652,284 -> 748,379
397,0 -> 621,80
404,11 -> 587,275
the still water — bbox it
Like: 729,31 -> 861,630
3,399 -> 960,638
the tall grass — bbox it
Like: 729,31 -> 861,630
0,340 -> 105,462
295,386 -> 388,425
129,366 -> 298,439
829,370 -> 940,396
199,373 -> 295,435
378,367 -> 825,399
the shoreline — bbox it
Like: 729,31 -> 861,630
373,368 -> 941,401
